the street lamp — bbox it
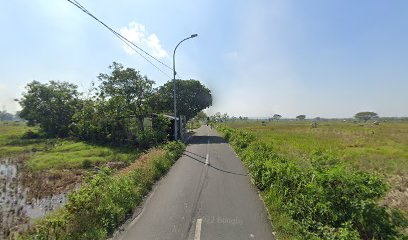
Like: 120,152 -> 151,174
173,34 -> 198,140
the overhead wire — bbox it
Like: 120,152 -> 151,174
67,0 -> 173,79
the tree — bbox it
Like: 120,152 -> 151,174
151,79 -> 212,120
19,80 -> 80,137
71,99 -> 108,142
296,115 -> 306,120
96,62 -> 155,131
222,113 -> 229,122
273,114 -> 282,121
354,112 -> 378,122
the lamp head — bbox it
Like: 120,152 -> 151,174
190,34 -> 198,38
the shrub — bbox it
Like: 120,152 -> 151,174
21,129 -> 43,139
137,128 -> 156,149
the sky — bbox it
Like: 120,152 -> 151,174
0,0 -> 407,118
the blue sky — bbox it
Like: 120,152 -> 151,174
1,0 -> 407,118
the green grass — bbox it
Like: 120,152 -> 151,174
0,123 -> 44,155
27,141 -> 140,170
227,120 -> 408,175
222,120 -> 408,239
0,123 -> 140,170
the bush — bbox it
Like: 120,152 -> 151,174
164,141 -> 185,160
137,128 -> 156,149
21,129 -> 44,139
217,126 -> 408,239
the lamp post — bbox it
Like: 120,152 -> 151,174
173,34 -> 198,140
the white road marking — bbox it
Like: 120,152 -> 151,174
206,139 -> 210,165
194,218 -> 203,240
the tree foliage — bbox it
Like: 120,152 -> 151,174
151,79 -> 212,120
19,80 -> 80,137
354,111 -> 379,122
17,63 -> 211,147
72,63 -> 159,145
296,115 -> 306,120
97,62 -> 155,131
273,114 -> 282,121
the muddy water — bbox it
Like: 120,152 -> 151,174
0,157 -> 67,238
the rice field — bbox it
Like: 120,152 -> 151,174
227,120 -> 408,213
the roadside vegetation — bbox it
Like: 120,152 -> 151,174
217,121 -> 408,239
18,141 -> 185,240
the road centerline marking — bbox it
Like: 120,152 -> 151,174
194,218 -> 203,240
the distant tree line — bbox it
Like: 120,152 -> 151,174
0,110 -> 21,121
18,62 -> 212,146
206,112 -> 386,123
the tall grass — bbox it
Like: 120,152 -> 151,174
227,121 -> 408,175
218,125 -> 408,239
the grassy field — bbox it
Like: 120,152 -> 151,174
0,122 -> 140,170
227,120 -> 408,176
223,120 -> 408,239
224,121 -> 408,239
0,123 -> 43,156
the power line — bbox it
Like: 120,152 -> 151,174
69,0 -> 172,70
67,0 -> 173,79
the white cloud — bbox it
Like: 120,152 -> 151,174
120,22 -> 168,58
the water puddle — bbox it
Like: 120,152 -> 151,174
0,157 -> 68,238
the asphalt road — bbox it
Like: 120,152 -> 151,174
117,125 -> 275,240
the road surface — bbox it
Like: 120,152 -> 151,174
117,125 -> 275,240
